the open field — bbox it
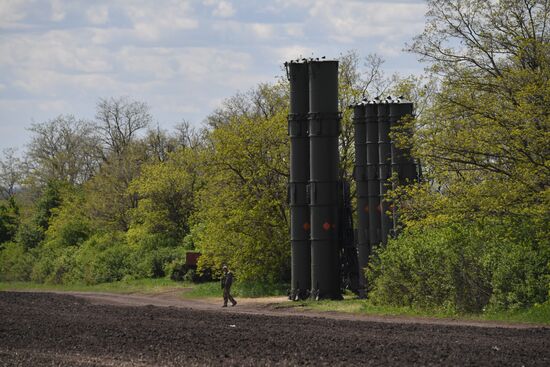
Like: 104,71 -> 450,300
1,280 -> 549,325
0,279 -> 190,294
1,291 -> 550,366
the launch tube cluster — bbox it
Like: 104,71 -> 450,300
286,58 -> 418,301
353,98 -> 418,293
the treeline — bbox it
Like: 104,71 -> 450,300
0,50 -> 388,287
367,0 -> 550,312
0,89 -> 288,285
1,0 -> 549,313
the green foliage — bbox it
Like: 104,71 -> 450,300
31,245 -> 77,284
13,180 -> 66,251
65,232 -> 135,284
44,187 -> 91,248
34,180 -> 65,231
83,144 -> 147,231
368,219 -> 550,313
369,0 -> 550,313
0,197 -> 19,245
128,147 -> 203,243
193,92 -> 290,284
0,242 -> 34,281
15,222 -> 44,250
368,223 -> 491,313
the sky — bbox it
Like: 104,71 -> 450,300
0,0 -> 428,152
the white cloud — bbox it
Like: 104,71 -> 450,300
86,5 -> 109,25
212,21 -> 277,41
90,27 -> 130,45
116,46 -> 253,84
376,41 -> 403,58
12,69 -> 118,95
0,0 -> 27,27
0,30 -> 113,73
0,0 -> 428,151
284,23 -> 304,37
123,1 -> 199,41
50,0 -> 66,22
212,1 -> 235,18
309,0 -> 426,41
270,45 -> 313,63
37,99 -> 70,112
264,0 -> 313,13
251,23 -> 273,39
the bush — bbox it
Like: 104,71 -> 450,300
486,218 -> 550,311
15,222 -> 45,250
68,232 -> 135,285
183,269 -> 197,282
0,242 -> 34,281
164,259 -> 188,281
0,197 -> 19,244
367,220 -> 549,313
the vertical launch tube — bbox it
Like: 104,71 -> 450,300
389,100 -> 418,235
378,99 -> 393,245
308,60 -> 341,300
287,61 -> 310,300
353,103 -> 368,291
390,100 -> 418,185
365,102 -> 380,249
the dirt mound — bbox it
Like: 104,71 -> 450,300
1,292 -> 549,366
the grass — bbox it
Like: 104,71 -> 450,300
481,303 -> 550,325
182,281 -> 220,298
277,296 -> 550,325
2,279 -> 548,325
182,281 -> 289,299
0,279 -> 288,299
0,278 -> 190,294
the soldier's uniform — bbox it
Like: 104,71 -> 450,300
221,266 -> 237,307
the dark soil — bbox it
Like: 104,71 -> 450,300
1,292 -> 549,366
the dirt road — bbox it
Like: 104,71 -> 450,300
1,291 -> 549,366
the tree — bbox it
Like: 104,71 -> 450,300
128,146 -> 204,244
84,143 -> 147,231
26,115 -> 101,185
15,180 -> 65,250
86,97 -> 153,231
0,148 -> 24,199
95,97 -> 152,157
0,197 -> 19,245
173,120 -> 203,149
405,0 -> 550,219
206,82 -> 288,129
369,0 -> 550,311
194,82 -> 290,283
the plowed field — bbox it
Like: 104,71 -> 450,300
1,292 -> 549,366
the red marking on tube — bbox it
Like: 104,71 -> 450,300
377,204 -> 382,213
303,222 -> 310,231
322,222 -> 331,231
364,205 -> 369,213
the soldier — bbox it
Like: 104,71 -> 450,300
221,265 -> 237,307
